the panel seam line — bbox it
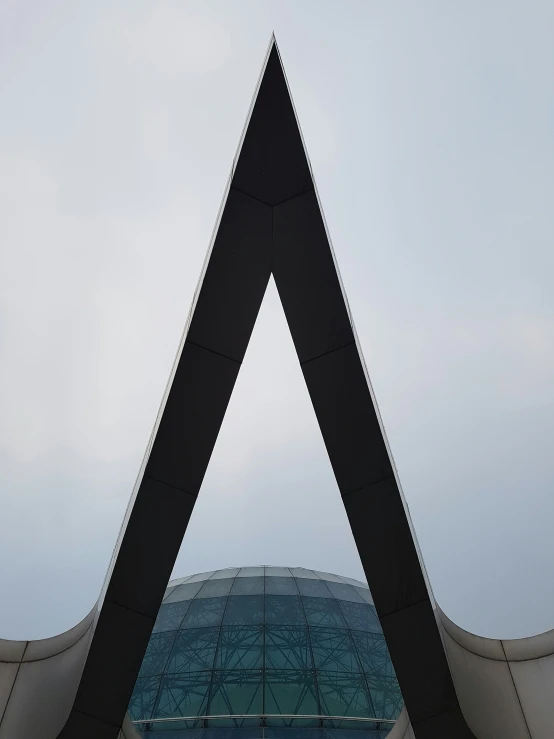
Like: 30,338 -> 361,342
300,340 -> 355,367
499,641 -> 532,737
143,475 -> 196,498
0,642 -> 27,725
186,339 -> 241,366
342,475 -> 395,498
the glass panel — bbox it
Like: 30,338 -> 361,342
337,602 -> 382,633
265,730 -> 327,739
265,577 -> 298,596
128,675 -> 161,720
351,632 -> 395,677
313,571 -> 344,583
318,672 -> 374,718
265,595 -> 306,626
353,587 -> 373,605
310,628 -> 361,674
167,576 -> 192,589
186,571 -> 216,583
231,576 -> 264,595
324,582 -> 365,603
265,626 -> 312,670
153,601 -> 190,633
203,726 -> 263,737
166,627 -> 219,674
211,568 -> 240,579
156,672 -> 211,718
197,578 -> 234,599
264,566 -> 293,577
264,670 -> 319,720
208,669 -> 263,718
290,568 -> 319,579
223,595 -> 264,626
216,626 -> 263,670
366,675 -> 403,720
302,598 -> 347,629
182,597 -> 227,629
324,727 -> 391,739
339,576 -> 367,588
162,586 -> 178,601
296,578 -> 332,598
164,581 -> 204,603
139,631 -> 177,677
237,567 -> 264,577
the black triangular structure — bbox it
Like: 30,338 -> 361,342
59,40 -> 475,739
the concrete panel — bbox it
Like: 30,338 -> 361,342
441,629 -> 530,739
438,608 -> 505,662
510,656 -> 554,739
503,629 -> 554,662
0,662 -> 19,723
0,640 -> 26,663
24,608 -> 95,662
0,624 -> 92,739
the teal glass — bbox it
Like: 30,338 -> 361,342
130,568 -> 402,736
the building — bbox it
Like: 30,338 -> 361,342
128,567 -> 402,738
0,36 -> 553,739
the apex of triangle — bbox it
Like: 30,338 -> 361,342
231,37 -> 313,207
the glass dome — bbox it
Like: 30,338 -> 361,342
129,566 -> 403,738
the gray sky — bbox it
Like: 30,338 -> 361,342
1,0 -> 553,641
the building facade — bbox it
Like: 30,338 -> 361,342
128,567 -> 403,738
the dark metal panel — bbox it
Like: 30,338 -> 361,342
272,191 -> 354,363
58,710 -> 117,739
298,344 -> 394,494
232,47 -> 312,206
105,480 -> 196,619
342,480 -> 428,616
66,600 -> 153,733
145,339 -> 241,494
379,601 -> 459,725
186,189 -> 272,363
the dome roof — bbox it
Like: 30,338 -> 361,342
164,566 -> 370,600
129,566 -> 402,737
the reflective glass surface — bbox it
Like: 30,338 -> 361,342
132,567 -> 402,737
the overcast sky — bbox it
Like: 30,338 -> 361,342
1,0 -> 553,641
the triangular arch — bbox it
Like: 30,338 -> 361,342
59,40 -> 475,739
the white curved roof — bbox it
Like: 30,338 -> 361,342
397,608 -> 554,739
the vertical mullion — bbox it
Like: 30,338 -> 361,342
150,592 -> 194,720
262,565 -> 267,729
336,599 -> 379,722
205,571 -> 240,726
292,573 -> 321,723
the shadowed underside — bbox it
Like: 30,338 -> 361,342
57,41 -> 475,739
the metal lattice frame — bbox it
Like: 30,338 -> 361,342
58,39 -> 476,739
128,571 -> 402,728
